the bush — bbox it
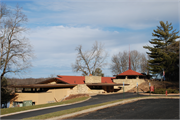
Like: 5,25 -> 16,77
146,88 -> 179,94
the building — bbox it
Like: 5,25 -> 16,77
113,69 -> 146,92
9,75 -> 128,107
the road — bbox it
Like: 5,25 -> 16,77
70,99 -> 179,119
1,93 -> 143,119
1,93 -> 179,119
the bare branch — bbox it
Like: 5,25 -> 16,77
0,4 -> 33,80
72,41 -> 108,76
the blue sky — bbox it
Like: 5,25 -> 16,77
2,0 -> 180,78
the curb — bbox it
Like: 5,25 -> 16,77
139,93 -> 180,96
0,96 -> 91,118
47,96 -> 180,120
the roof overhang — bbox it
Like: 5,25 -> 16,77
86,83 -> 129,86
9,84 -> 77,88
9,83 -> 129,88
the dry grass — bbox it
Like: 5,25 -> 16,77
127,80 -> 179,93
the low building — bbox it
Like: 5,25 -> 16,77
9,75 -> 128,107
113,69 -> 146,92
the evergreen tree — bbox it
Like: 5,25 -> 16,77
143,21 -> 179,81
94,68 -> 104,77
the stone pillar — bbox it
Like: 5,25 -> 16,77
125,76 -> 128,79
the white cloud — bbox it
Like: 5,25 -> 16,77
27,25 -> 151,73
5,0 -> 179,78
27,0 -> 179,30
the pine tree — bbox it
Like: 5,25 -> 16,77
143,21 -> 179,81
94,68 -> 104,77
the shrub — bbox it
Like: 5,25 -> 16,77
146,88 -> 179,94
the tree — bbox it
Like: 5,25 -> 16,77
130,50 -> 141,72
0,4 -> 33,80
143,21 -> 179,81
72,41 -> 108,76
110,51 -> 128,75
92,68 -> 104,77
140,53 -> 149,74
110,50 -> 148,75
1,77 -> 17,108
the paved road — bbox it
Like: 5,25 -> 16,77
1,93 -> 179,119
1,93 -> 145,119
70,99 -> 179,119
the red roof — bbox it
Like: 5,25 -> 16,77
117,69 -> 143,76
102,77 -> 115,83
57,75 -> 115,84
57,75 -> 85,84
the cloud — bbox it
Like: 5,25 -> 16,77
25,25 -> 151,77
4,0 -> 179,78
26,0 -> 179,30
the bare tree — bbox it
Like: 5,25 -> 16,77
139,53 -> 148,73
130,50 -> 141,72
72,41 -> 108,76
110,51 -> 128,75
110,50 -> 148,75
0,4 -> 33,80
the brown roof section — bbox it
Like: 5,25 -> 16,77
117,69 -> 143,76
86,83 -> 129,86
9,84 -> 77,88
9,83 -> 129,88
36,78 -> 65,84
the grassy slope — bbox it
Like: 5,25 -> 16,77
1,96 -> 89,115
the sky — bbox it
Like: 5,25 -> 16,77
2,0 -> 180,78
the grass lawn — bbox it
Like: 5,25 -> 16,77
1,96 -> 89,115
23,96 -> 178,120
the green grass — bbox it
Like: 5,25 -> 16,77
1,96 -> 89,115
23,96 -> 176,120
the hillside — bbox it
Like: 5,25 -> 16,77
127,80 -> 179,93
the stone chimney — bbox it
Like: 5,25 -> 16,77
85,76 -> 101,83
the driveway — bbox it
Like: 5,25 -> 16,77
1,93 -> 143,119
70,99 -> 179,119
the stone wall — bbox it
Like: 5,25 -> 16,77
113,79 -> 145,92
69,84 -> 105,94
69,84 -> 92,94
85,76 -> 101,83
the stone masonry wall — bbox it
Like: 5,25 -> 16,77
85,76 -> 101,83
113,79 -> 145,92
